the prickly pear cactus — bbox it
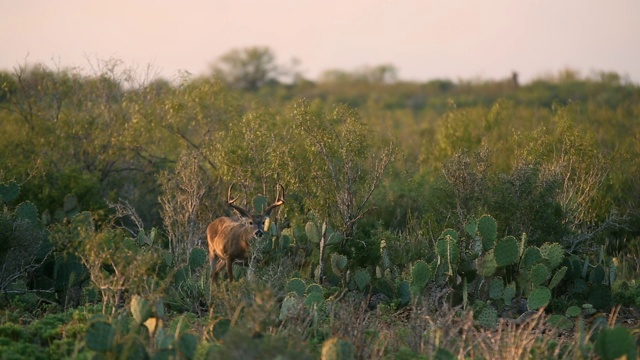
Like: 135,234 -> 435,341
477,215 -> 497,251
520,246 -> 543,271
494,236 -> 519,267
478,250 -> 497,277
503,281 -> 516,304
410,260 -> 432,293
253,195 -> 268,213
527,287 -> 551,310
326,231 -> 344,246
304,291 -> 324,308
546,314 -> 573,331
188,247 -> 207,269
397,281 -> 412,306
489,278 -> 505,300
595,326 -> 637,360
529,263 -> 551,287
330,253 -> 348,276
286,278 -> 306,296
305,221 -> 320,243
178,333 -> 198,359
477,305 -> 498,329
548,266 -> 567,290
130,295 -> 153,325
565,305 -> 581,318
279,294 -> 300,321
0,180 -> 20,203
464,217 -> 477,237
321,337 -> 355,360
306,283 -> 323,295
211,318 -> 231,342
437,234 -> 460,275
86,320 -> 115,352
540,242 -> 564,270
352,268 -> 371,291
15,201 -> 38,223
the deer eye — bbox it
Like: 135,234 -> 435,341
248,221 -> 253,225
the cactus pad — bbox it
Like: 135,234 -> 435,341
305,221 -> 320,243
549,266 -> 567,290
286,278 -> 306,297
326,232 -> 344,246
547,314 -> 574,331
527,287 -> 551,310
279,294 -> 299,321
565,305 -> 581,318
353,268 -> 371,291
211,318 -> 231,341
330,253 -> 348,276
464,217 -> 477,237
304,291 -> 324,308
15,201 -> 39,223
86,321 -> 115,352
540,242 -> 564,270
437,234 -> 460,273
503,281 -> 516,305
130,295 -> 153,325
494,236 -> 519,267
489,278 -> 505,300
439,228 -> 459,241
595,326 -> 637,360
252,195 -> 268,213
520,246 -> 543,271
188,247 -> 207,269
306,283 -> 323,295
478,250 -> 497,277
178,333 -> 198,359
529,263 -> 551,286
0,180 -> 20,203
477,215 -> 497,250
477,305 -> 498,329
411,260 -> 432,291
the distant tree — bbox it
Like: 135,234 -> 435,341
211,46 -> 285,91
319,64 -> 398,84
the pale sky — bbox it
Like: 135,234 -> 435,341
1,0 -> 639,84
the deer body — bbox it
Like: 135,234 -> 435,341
207,184 -> 284,284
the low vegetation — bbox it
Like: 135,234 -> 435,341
1,52 -> 639,359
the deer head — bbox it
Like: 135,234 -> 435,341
206,183 -> 285,283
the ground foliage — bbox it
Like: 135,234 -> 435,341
1,58 -> 639,359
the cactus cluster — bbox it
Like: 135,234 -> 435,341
564,251 -> 615,310
85,300 -> 198,358
402,214 -> 574,328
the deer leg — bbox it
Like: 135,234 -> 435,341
210,253 -> 224,285
227,259 -> 235,282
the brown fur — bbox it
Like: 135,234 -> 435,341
207,183 -> 284,284
207,216 -> 263,283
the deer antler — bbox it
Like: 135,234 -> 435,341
227,182 -> 251,218
262,183 -> 285,216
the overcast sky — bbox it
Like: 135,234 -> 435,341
1,0 -> 639,84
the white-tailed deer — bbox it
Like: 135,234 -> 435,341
207,183 -> 285,283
